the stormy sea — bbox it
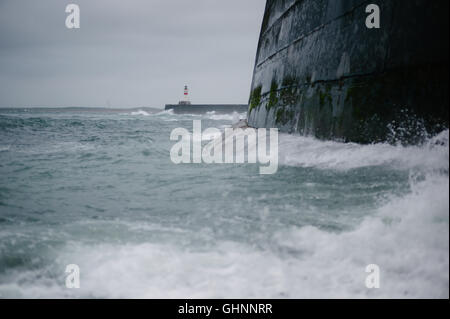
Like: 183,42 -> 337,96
0,107 -> 448,298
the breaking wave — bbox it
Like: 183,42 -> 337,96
130,110 -> 151,116
205,111 -> 247,122
278,130 -> 449,172
3,169 -> 447,298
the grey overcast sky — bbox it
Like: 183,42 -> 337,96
0,0 -> 266,108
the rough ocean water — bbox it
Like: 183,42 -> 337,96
0,108 -> 448,298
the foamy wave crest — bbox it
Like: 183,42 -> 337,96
271,173 -> 449,298
155,109 -> 174,116
279,130 -> 449,171
130,109 -> 175,117
130,110 -> 150,116
205,111 -> 247,122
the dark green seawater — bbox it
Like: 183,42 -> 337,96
0,108 -> 448,298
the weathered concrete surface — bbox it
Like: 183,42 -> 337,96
165,104 -> 248,114
248,0 -> 449,143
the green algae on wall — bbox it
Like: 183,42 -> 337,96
266,79 -> 279,111
249,85 -> 262,114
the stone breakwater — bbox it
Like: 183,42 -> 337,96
247,0 -> 449,143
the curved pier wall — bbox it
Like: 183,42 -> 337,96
247,0 -> 449,143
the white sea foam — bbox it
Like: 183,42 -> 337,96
5,173 -> 447,299
130,110 -> 151,116
156,109 -> 174,116
205,111 -> 246,122
278,130 -> 449,172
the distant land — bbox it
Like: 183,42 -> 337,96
0,106 -> 162,113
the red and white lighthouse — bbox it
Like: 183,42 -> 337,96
179,85 -> 191,105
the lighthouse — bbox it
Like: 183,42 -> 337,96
179,85 -> 191,105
